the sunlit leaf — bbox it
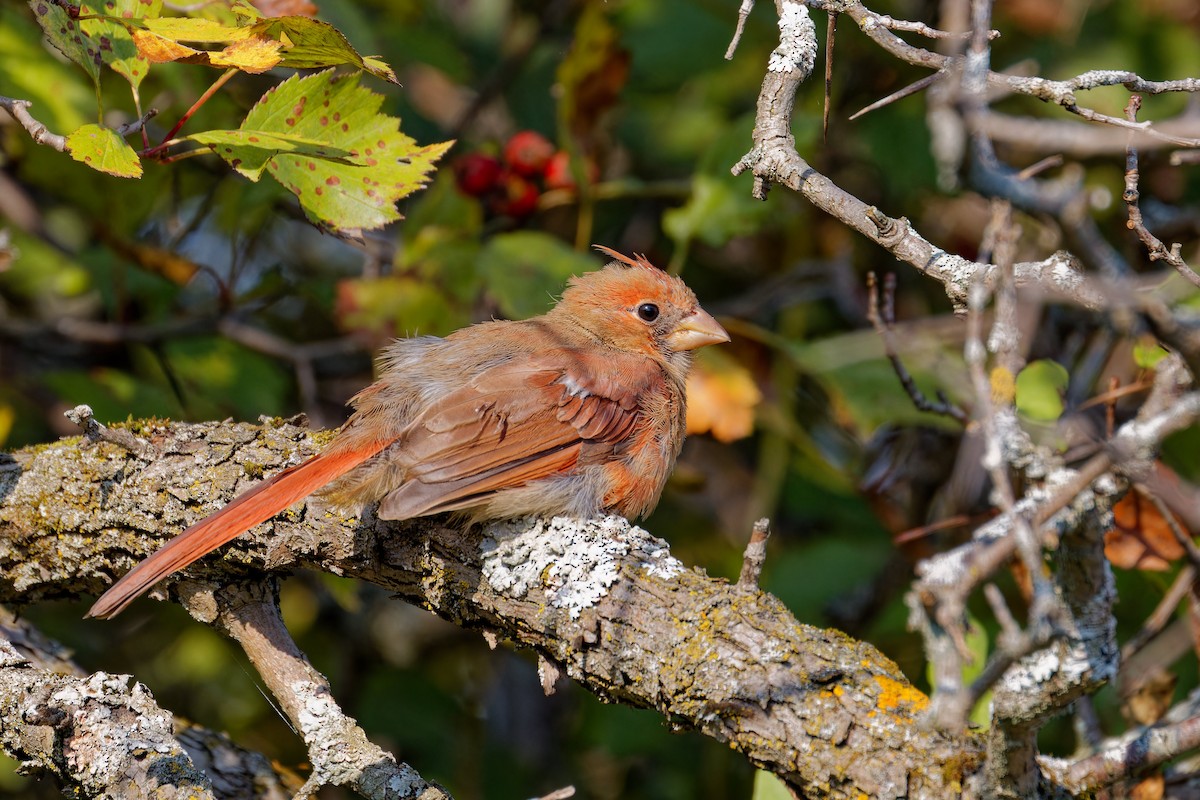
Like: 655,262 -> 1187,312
188,129 -> 354,180
28,0 -> 101,86
1014,359 -> 1068,421
1133,336 -> 1170,370
686,348 -> 761,443
66,124 -> 142,177
237,70 -> 450,234
1105,490 -> 1185,571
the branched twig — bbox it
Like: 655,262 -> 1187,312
189,579 -> 451,800
865,271 -> 968,423
1123,95 -> 1200,288
64,404 -> 157,459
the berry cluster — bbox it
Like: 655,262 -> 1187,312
453,131 -> 596,218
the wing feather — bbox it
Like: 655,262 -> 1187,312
377,351 -> 660,519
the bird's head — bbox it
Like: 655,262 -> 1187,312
554,246 -> 730,373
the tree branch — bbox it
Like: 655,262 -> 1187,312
0,417 -> 977,799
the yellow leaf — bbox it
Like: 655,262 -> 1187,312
209,37 -> 283,73
132,29 -> 201,63
685,349 -> 761,443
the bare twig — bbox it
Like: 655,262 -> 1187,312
737,518 -> 772,589
865,272 -> 968,423
1123,95 -> 1200,288
725,0 -> 756,60
190,580 -> 451,800
64,404 -> 157,459
0,96 -> 67,151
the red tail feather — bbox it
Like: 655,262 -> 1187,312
86,443 -> 385,619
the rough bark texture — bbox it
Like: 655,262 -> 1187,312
0,418 -> 982,799
0,605 -> 301,799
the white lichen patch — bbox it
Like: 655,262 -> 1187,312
480,516 -> 683,618
768,2 -> 817,76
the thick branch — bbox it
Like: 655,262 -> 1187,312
0,418 -> 977,800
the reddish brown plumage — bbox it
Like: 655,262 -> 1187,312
87,248 -> 729,619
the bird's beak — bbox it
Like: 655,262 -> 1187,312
667,308 -> 730,351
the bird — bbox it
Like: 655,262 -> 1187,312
86,246 -> 730,618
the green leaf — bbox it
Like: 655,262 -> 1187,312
0,7 -> 92,134
751,771 -> 793,800
1133,337 -> 1170,370
88,0 -> 163,89
65,124 -> 142,177
336,276 -> 465,340
1014,359 -> 1069,422
136,15 -> 397,83
250,17 -> 398,84
479,233 -> 598,319
28,0 -> 101,86
237,70 -> 450,235
187,129 -> 355,180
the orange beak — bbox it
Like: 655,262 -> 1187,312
667,307 -> 730,351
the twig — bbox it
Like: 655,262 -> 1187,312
737,518 -> 771,589
0,96 -> 67,151
1123,95 -> 1200,288
725,0 -> 756,60
865,272 -> 968,423
849,71 -> 942,121
1121,565 -> 1195,662
190,580 -> 451,800
64,404 -> 157,459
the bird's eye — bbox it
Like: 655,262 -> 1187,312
636,303 -> 660,322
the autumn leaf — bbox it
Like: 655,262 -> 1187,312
1104,490 -> 1187,571
686,348 -> 761,443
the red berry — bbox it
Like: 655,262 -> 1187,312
454,153 -> 502,197
490,171 -> 540,218
503,130 -> 555,177
543,150 -> 598,192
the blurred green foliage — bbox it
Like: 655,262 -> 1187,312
3,0 -> 1200,798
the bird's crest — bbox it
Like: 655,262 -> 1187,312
593,244 -> 662,272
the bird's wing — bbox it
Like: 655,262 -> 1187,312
377,350 -> 655,518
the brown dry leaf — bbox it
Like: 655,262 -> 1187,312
685,349 -> 761,443
1104,490 -> 1187,571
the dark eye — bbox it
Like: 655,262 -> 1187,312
636,303 -> 660,322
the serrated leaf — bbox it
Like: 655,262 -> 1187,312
187,129 -> 354,180
29,0 -> 161,90
29,0 -> 101,85
1014,359 -> 1069,422
137,14 -> 397,83
208,36 -> 282,72
133,28 -> 201,62
241,70 -> 450,234
141,16 -> 254,43
86,0 -> 162,89
66,124 -> 142,177
250,17 -> 398,83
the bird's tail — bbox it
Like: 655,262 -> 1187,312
86,442 -> 386,619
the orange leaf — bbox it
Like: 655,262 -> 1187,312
1104,490 -> 1187,571
685,349 -> 761,443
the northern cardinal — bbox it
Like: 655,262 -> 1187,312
87,247 -> 729,618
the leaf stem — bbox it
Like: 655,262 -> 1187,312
145,68 -> 237,158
